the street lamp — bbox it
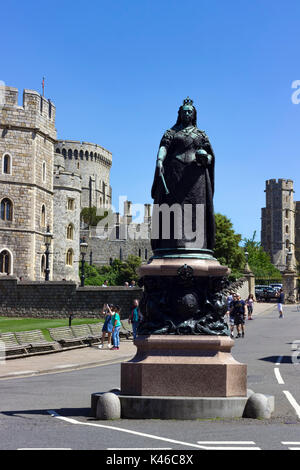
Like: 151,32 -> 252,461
44,225 -> 53,281
80,239 -> 88,287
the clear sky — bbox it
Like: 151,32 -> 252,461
1,0 -> 300,242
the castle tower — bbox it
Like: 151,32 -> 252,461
54,141 -> 112,211
261,179 -> 296,271
0,86 -> 56,279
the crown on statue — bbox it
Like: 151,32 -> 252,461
183,96 -> 194,106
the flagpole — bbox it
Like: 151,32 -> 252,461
42,77 -> 45,97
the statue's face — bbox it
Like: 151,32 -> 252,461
181,105 -> 194,124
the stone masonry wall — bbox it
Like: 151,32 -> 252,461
0,277 -> 143,320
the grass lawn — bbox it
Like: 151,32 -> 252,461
0,317 -> 103,342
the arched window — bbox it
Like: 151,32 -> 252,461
285,209 -> 289,218
67,223 -> 74,240
3,154 -> 11,174
0,250 -> 11,274
41,255 -> 46,277
68,149 -> 73,160
41,205 -> 46,227
62,149 -> 66,158
85,151 -> 89,160
74,150 -> 78,159
286,225 -> 289,234
66,249 -> 73,266
56,148 -> 61,154
42,162 -> 46,182
1,198 -> 13,221
145,249 -> 148,260
80,150 -> 83,160
138,248 -> 141,258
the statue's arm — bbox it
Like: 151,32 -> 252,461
156,146 -> 167,173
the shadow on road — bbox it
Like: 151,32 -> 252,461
1,408 -> 91,418
259,356 -> 292,363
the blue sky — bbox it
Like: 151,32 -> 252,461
1,0 -> 300,242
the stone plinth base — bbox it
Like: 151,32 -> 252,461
121,335 -> 247,398
139,257 -> 230,277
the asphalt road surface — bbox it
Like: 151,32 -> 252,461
1,304 -> 300,451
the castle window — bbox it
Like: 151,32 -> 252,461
41,205 -> 46,227
67,198 -> 75,211
67,223 -> 74,240
116,225 -> 120,240
62,149 -> 66,158
42,162 -> 46,182
41,254 -> 46,277
77,162 -> 80,169
85,151 -> 89,160
3,154 -> 11,174
1,198 -> 13,221
145,249 -> 148,260
119,247 -> 123,261
48,100 -> 52,119
74,150 -> 78,159
80,150 -> 83,160
68,149 -> 73,159
138,249 -> 141,258
56,148 -> 61,154
40,97 -> 43,113
286,225 -> 289,234
286,240 -> 290,249
90,152 -> 93,160
285,209 -> 289,218
0,250 -> 11,274
66,249 -> 73,266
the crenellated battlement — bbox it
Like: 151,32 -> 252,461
0,85 -> 56,140
265,178 -> 294,190
55,140 -> 112,167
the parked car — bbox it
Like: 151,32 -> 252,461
269,283 -> 282,291
255,285 -> 278,302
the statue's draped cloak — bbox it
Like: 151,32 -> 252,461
151,125 -> 215,252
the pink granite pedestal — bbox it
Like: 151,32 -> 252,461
121,335 -> 247,398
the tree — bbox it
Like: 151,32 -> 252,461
83,256 -> 142,286
80,207 -> 108,227
214,213 -> 245,279
243,232 -> 281,279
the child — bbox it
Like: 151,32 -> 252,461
111,305 -> 122,350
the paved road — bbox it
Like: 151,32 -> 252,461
1,303 -> 300,451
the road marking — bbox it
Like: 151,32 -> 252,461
195,447 -> 260,450
283,391 -> 300,418
276,356 -> 283,365
18,448 -> 71,450
274,367 -> 285,384
47,410 -> 228,450
197,441 -> 256,445
282,442 -> 300,445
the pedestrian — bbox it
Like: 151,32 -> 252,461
230,294 -> 246,338
276,288 -> 285,318
246,294 -> 255,320
130,280 -> 136,288
102,280 -> 109,287
228,293 -> 237,338
98,303 -> 113,349
124,281 -> 129,287
111,305 -> 122,350
129,299 -> 142,340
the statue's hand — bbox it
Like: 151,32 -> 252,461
195,149 -> 211,167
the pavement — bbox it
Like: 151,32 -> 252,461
0,302 -> 276,380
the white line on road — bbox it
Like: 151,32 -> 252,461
46,410 -> 229,451
274,367 -> 285,384
197,441 -> 256,445
283,391 -> 300,419
195,446 -> 261,450
282,442 -> 300,445
108,448 -> 173,450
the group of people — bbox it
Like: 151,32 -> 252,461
101,280 -> 137,288
226,293 -> 254,339
227,288 -> 285,339
98,299 -> 142,350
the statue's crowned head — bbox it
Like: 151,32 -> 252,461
175,96 -> 197,127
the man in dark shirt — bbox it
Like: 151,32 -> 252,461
276,289 -> 285,318
230,294 -> 246,338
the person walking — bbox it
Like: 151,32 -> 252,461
98,303 -> 113,349
129,299 -> 142,340
228,293 -> 237,338
111,305 -> 122,350
276,288 -> 285,318
230,294 -> 246,338
246,294 -> 255,320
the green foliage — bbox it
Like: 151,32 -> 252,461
243,232 -> 281,279
214,213 -> 245,279
82,255 -> 142,286
80,206 -> 108,226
